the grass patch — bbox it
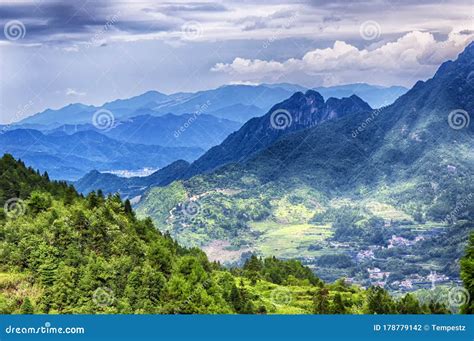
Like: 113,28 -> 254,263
250,221 -> 332,258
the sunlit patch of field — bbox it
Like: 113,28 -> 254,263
364,201 -> 412,221
271,198 -> 315,224
250,221 -> 332,258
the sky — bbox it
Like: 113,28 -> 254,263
0,0 -> 473,124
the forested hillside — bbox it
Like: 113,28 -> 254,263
136,42 -> 474,292
0,154 -> 463,314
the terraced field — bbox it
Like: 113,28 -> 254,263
250,221 -> 332,258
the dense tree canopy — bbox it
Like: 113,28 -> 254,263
0,154 -> 464,315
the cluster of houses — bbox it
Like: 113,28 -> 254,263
365,268 -> 451,291
355,234 -> 425,262
387,235 -> 424,248
367,267 -> 391,287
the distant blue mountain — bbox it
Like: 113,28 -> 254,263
150,84 -> 295,122
18,103 -> 97,126
102,90 -> 169,111
15,83 -> 407,128
183,92 -> 373,178
261,83 -> 307,93
17,91 -> 172,128
16,85 -> 295,127
43,113 -> 240,150
0,129 -> 203,180
313,83 -> 408,108
103,113 -> 241,150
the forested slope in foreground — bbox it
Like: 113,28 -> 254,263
0,154 -> 471,314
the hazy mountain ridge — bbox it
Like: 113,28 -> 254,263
182,92 -> 372,178
0,129 -> 203,180
16,85 -> 295,127
314,84 -> 408,108
14,83 -> 405,128
75,159 -> 190,198
104,113 -> 241,149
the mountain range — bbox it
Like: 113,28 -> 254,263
15,85 -> 295,128
314,84 -> 407,108
3,82 -> 409,182
182,92 -> 372,178
74,93 -> 373,195
103,114 -> 241,149
0,129 -> 202,180
0,40 -> 472,297
14,83 -> 406,129
45,113 -> 242,150
131,42 -> 473,286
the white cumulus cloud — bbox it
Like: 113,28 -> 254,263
211,30 -> 474,86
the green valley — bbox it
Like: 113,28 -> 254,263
3,154 -> 469,315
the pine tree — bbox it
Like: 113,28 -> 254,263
313,287 -> 330,314
20,297 -> 34,314
230,285 -> 243,313
124,199 -> 133,216
330,293 -> 346,314
397,293 -> 422,314
244,255 -> 263,272
38,257 -> 57,286
366,286 -> 395,314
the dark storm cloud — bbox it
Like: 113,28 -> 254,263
0,0 -> 178,43
150,2 -> 228,13
0,1 -> 115,42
